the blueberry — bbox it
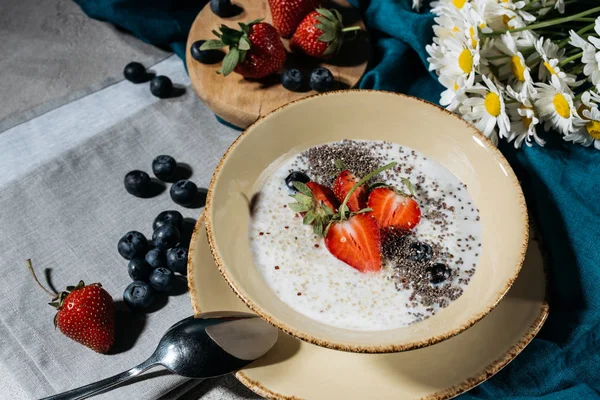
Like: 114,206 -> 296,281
309,67 -> 333,92
427,263 -> 451,284
118,231 -> 148,260
167,247 -> 189,275
123,281 -> 155,310
170,180 -> 198,206
149,267 -> 175,292
408,242 -> 433,262
285,171 -> 310,191
152,155 -> 177,181
145,248 -> 167,269
153,224 -> 180,250
153,210 -> 184,231
124,170 -> 151,197
210,0 -> 238,17
123,62 -> 147,83
191,40 -> 224,64
150,76 -> 173,99
128,258 -> 153,281
281,69 -> 304,91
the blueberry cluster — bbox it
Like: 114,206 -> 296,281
124,155 -> 200,205
123,62 -> 182,99
119,154 -> 203,311
281,67 -> 334,93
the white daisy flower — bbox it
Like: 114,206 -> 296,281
569,21 -> 600,89
491,32 -> 535,95
427,34 -> 479,88
484,0 -> 530,32
505,86 -> 545,148
439,74 -> 472,111
533,82 -> 577,135
459,75 -> 510,144
531,37 -> 578,90
566,91 -> 600,149
412,0 -> 422,11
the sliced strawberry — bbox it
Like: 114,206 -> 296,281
367,187 -> 421,231
324,213 -> 381,273
332,170 -> 367,212
307,181 -> 339,212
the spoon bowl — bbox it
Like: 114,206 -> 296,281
43,311 -> 278,400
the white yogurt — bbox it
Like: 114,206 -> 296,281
249,140 -> 481,331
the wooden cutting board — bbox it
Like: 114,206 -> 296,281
186,0 -> 369,128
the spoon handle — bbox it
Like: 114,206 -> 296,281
41,358 -> 158,400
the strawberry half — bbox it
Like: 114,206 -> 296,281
268,0 -> 321,38
333,170 -> 367,212
324,213 -> 381,273
367,187 -> 422,231
290,9 -> 361,58
201,19 -> 286,79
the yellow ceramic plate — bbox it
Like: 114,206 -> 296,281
205,90 -> 529,352
189,214 -> 548,399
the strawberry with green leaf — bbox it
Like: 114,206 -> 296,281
289,181 -> 339,236
201,19 -> 286,79
27,259 -> 115,353
290,9 -> 361,58
289,162 -> 398,273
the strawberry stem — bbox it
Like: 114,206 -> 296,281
341,26 -> 361,33
26,259 -> 56,297
339,162 -> 397,221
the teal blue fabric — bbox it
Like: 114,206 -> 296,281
73,0 -> 600,397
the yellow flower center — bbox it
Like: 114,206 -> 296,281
586,121 -> 600,139
452,26 -> 460,32
469,27 -> 477,48
452,0 -> 467,9
454,82 -> 460,91
553,93 -> 570,119
484,92 -> 501,117
458,48 -> 473,74
544,61 -> 557,75
502,14 -> 514,28
510,55 -> 526,81
521,106 -> 533,129
479,23 -> 486,29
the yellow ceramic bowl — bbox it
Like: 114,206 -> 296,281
205,90 -> 528,353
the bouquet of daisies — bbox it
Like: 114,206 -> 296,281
417,0 -> 600,149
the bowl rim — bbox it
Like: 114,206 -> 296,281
205,89 -> 529,353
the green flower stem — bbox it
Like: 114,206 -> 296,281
484,6 -> 600,37
558,22 -> 596,48
338,162 -> 396,221
559,52 -> 583,67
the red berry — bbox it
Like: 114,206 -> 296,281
53,282 -> 115,353
268,0 -> 321,38
367,187 -> 422,231
324,213 -> 382,273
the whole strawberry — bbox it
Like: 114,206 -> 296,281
268,0 -> 321,38
28,260 -> 115,353
290,9 -> 360,58
201,19 -> 286,79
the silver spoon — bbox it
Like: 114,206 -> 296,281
43,311 -> 278,400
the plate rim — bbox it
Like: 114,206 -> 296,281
188,212 -> 549,400
203,89 -> 530,353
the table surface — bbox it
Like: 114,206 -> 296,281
0,0 -> 260,399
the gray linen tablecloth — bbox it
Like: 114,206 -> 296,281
0,55 -> 261,400
2,1 -> 263,398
